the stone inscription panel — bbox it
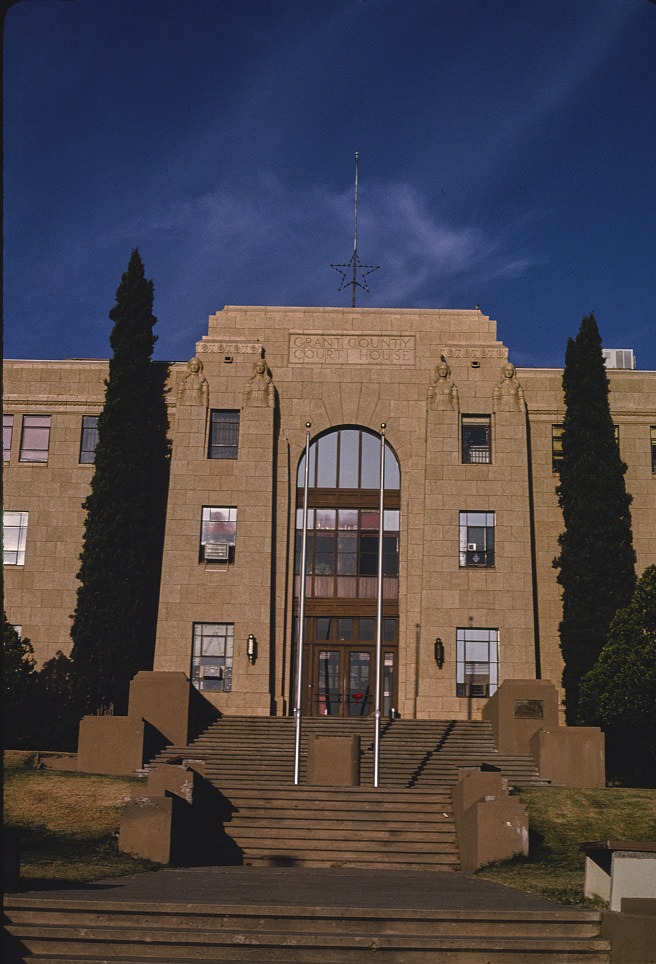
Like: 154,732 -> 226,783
289,333 -> 416,366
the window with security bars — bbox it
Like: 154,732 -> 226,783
459,512 -> 495,567
20,415 -> 51,462
208,411 -> 240,459
3,511 -> 29,565
462,415 -> 491,464
191,623 -> 233,692
79,416 -> 99,463
456,627 -> 498,698
651,427 -> 656,475
4,415 -> 14,461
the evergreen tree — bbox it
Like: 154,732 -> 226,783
3,613 -> 35,710
71,250 -> 170,714
579,565 -> 656,777
3,614 -> 36,748
554,314 -> 636,723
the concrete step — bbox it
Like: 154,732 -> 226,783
224,826 -> 456,841
3,900 -> 611,963
4,902 -> 605,937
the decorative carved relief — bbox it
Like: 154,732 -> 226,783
243,358 -> 275,408
197,342 -> 262,354
428,357 -> 459,411
494,362 -> 526,412
443,346 -> 507,359
178,356 -> 209,407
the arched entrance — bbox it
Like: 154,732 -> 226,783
294,427 -> 400,718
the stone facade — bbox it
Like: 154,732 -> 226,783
4,307 -> 656,721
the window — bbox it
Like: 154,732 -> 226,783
79,416 -> 99,464
3,415 -> 14,461
456,628 -> 498,698
552,424 -> 564,472
651,427 -> 656,474
553,422 -> 620,473
208,411 -> 240,459
295,507 -> 400,600
19,415 -> 51,463
459,512 -> 495,567
462,415 -> 491,464
3,511 -> 28,565
200,507 -> 237,561
298,427 -> 401,490
191,623 -> 233,692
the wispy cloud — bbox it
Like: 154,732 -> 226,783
124,176 -> 539,342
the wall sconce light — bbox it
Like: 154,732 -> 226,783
434,637 -> 445,669
247,634 -> 257,665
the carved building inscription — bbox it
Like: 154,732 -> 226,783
289,333 -> 416,366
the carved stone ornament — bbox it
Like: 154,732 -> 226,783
243,358 -> 275,409
493,362 -> 526,412
178,356 -> 209,407
197,342 -> 262,354
443,346 -> 507,359
428,357 -> 459,411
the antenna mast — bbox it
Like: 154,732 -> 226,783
331,153 -> 379,307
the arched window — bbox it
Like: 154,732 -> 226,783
298,427 -> 400,491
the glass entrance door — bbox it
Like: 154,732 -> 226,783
305,637 -> 397,718
302,614 -> 397,717
314,648 -> 373,717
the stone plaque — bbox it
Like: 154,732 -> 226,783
514,699 -> 544,719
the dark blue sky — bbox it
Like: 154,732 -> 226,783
4,0 -> 656,368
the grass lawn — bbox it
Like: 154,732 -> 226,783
475,786 -> 656,905
3,751 -> 161,888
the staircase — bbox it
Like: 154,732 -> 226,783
142,717 -> 546,872
210,785 -> 459,870
3,719 -> 612,963
155,717 -> 546,789
3,897 -> 611,962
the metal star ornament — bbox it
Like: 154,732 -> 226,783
331,153 -> 380,307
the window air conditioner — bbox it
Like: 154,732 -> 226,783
204,542 -> 230,561
469,683 -> 489,698
467,543 -> 477,551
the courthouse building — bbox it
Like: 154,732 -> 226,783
4,306 -> 656,721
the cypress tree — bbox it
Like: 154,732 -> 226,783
554,313 -> 636,724
71,250 -> 170,714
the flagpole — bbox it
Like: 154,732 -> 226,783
294,423 -> 312,785
352,152 -> 359,308
373,423 -> 386,788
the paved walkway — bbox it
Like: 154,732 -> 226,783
11,866 -> 558,911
